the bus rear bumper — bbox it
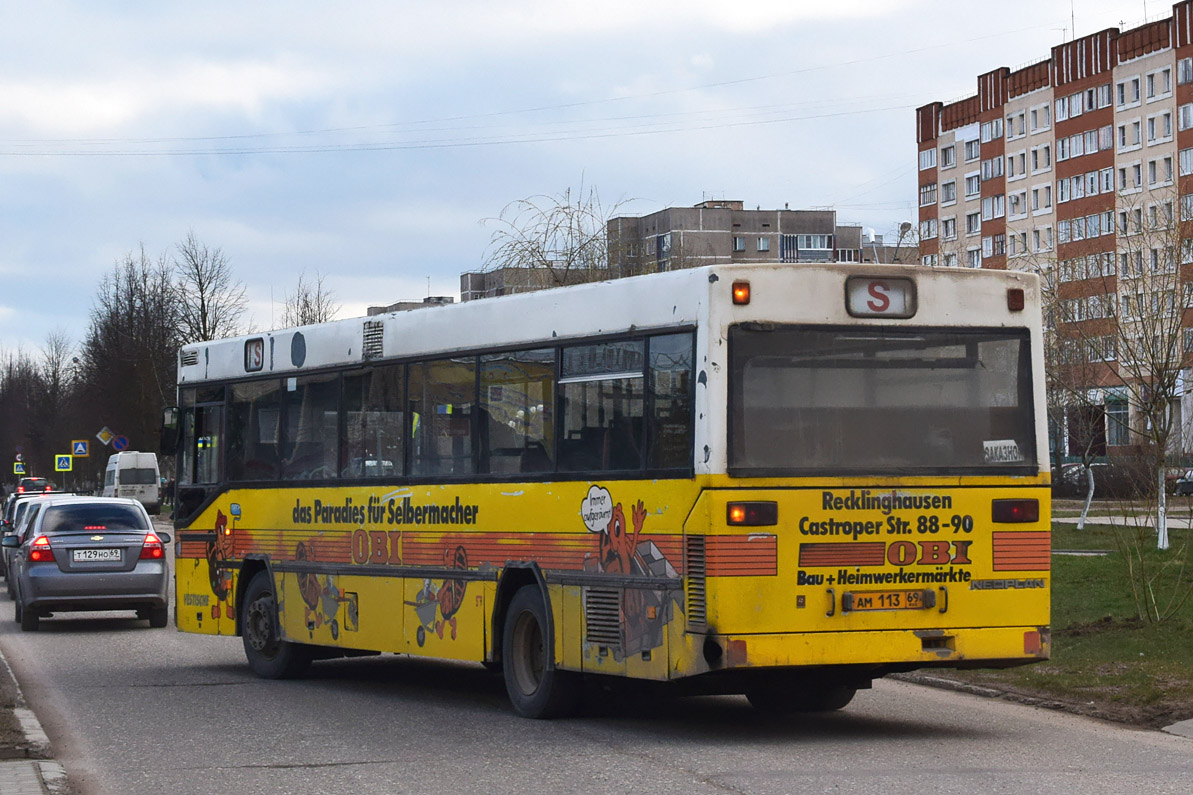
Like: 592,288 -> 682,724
688,625 -> 1050,676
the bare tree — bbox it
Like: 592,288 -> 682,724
77,246 -> 179,455
1036,186 -> 1193,621
483,181 -> 629,287
173,231 -> 247,343
280,269 -> 340,328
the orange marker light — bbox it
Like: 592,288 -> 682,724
732,281 -> 751,305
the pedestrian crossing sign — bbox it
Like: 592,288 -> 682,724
13,462 -> 24,475
55,455 -> 72,472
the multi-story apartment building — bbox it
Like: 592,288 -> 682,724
605,200 -> 864,276
917,3 -> 1193,457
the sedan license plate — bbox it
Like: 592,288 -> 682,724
72,548 -> 121,563
843,589 -> 935,612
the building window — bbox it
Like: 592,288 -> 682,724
732,236 -> 746,252
756,236 -> 770,252
919,183 -> 937,206
1180,104 -> 1193,131
965,212 -> 981,235
965,173 -> 981,197
942,216 -> 956,240
1180,148 -> 1193,176
919,148 -> 937,170
919,219 -> 937,240
1106,401 -> 1128,447
966,248 -> 981,268
940,145 -> 955,169
964,139 -> 980,162
941,181 -> 956,204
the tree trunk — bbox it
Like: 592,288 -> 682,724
1078,465 -> 1094,530
1157,466 -> 1170,550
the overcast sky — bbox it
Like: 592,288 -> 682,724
0,0 -> 1153,353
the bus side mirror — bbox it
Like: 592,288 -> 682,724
160,406 -> 180,456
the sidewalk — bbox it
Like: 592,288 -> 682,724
0,645 -> 67,795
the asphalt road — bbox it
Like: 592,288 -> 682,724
0,538 -> 1191,794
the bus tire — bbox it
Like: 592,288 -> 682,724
746,682 -> 856,713
241,571 -> 312,679
502,585 -> 578,719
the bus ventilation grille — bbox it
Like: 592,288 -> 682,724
584,588 -> 622,651
686,535 -> 707,631
362,321 -> 384,360
180,349 -> 199,367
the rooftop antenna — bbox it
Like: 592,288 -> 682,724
426,276 -> 431,297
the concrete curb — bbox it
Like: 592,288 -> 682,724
892,672 -> 1193,738
0,644 -> 66,795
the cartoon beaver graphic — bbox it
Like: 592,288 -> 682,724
206,509 -> 236,619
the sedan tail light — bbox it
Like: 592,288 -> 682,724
140,532 -> 165,560
29,535 -> 55,562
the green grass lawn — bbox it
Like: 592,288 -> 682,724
936,521 -> 1193,727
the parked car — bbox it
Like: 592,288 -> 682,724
1174,470 -> 1193,496
2,496 -> 171,631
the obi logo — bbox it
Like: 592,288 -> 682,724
886,539 -> 973,566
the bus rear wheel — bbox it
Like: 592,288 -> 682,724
241,572 -> 312,679
746,681 -> 857,713
502,585 -> 578,719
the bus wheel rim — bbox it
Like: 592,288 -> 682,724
246,594 -> 278,657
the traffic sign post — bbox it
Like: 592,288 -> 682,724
55,455 -> 72,472
112,435 -> 130,452
13,462 -> 24,475
72,440 -> 89,457
96,427 -> 114,446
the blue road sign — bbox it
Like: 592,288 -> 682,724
112,435 -> 130,452
55,455 -> 72,472
72,440 -> 89,457
13,462 -> 24,475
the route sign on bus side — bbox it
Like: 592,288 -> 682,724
55,455 -> 72,472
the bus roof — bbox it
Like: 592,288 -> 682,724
178,263 -> 1039,385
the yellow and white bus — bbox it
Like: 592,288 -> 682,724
166,263 -> 1050,718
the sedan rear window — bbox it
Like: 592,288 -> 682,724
40,504 -> 149,535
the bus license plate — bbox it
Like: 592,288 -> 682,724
73,548 -> 121,562
843,589 -> 934,612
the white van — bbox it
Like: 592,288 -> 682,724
102,451 -> 161,514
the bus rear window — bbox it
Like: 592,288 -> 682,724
728,325 -> 1037,475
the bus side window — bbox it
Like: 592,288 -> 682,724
228,380 -> 281,481
342,364 -> 405,479
410,356 -> 477,477
280,373 -> 339,481
559,340 -> 645,474
647,332 -> 694,470
480,348 -> 556,475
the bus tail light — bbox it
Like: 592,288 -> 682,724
29,536 -> 55,562
140,532 -> 165,560
732,281 -> 751,305
991,499 -> 1039,523
727,501 -> 777,526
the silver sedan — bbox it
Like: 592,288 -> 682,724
2,495 -> 171,631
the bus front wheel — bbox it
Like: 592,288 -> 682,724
241,572 -> 312,679
502,585 -> 578,719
